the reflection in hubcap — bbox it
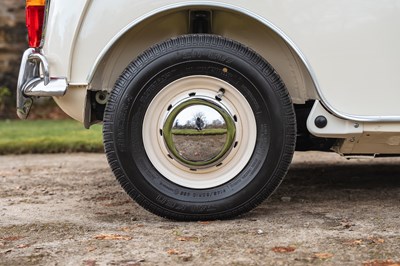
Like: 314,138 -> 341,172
163,98 -> 236,169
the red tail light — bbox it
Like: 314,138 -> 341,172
26,0 -> 46,48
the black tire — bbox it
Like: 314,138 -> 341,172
103,34 -> 296,221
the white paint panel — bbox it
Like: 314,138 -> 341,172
42,0 -> 90,79
275,0 -> 400,118
46,0 -> 400,119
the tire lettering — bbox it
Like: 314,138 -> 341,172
156,194 -> 186,211
207,51 -> 233,64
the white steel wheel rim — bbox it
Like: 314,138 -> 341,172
142,75 -> 257,189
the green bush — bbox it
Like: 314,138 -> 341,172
0,87 -> 11,103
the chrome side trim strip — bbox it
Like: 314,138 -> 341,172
86,1 -> 400,122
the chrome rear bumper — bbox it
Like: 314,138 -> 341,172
16,48 -> 68,119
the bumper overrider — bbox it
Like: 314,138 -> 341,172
16,48 -> 68,119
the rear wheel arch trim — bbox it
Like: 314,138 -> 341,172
86,2 -> 398,122
86,2 -> 321,98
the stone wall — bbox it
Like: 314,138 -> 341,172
0,0 -> 27,116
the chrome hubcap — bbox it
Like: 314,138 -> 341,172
142,75 -> 257,189
163,97 -> 236,169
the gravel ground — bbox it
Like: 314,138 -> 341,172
0,152 -> 399,266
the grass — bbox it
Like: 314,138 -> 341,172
171,128 -> 227,135
0,119 -> 103,155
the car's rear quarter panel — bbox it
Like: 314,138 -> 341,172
44,0 -> 400,122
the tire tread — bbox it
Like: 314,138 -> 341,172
103,34 -> 296,221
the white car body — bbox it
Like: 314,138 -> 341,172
17,0 -> 400,219
35,0 -> 400,155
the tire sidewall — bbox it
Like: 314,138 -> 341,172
107,36 -> 293,218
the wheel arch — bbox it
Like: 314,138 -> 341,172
88,3 -> 319,106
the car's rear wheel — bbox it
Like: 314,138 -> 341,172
103,34 -> 296,220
